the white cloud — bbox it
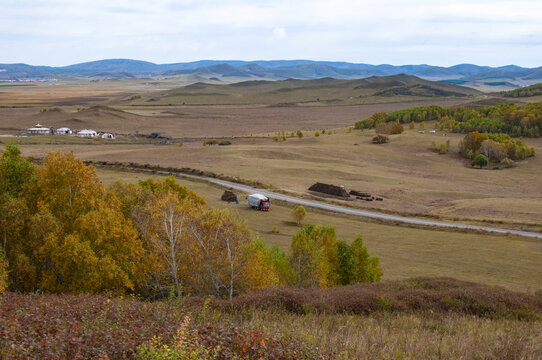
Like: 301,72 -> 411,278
273,27 -> 287,39
0,0 -> 540,66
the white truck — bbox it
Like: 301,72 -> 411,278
247,193 -> 270,211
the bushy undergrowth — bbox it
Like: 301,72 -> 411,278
212,278 -> 542,320
1,278 -> 540,359
0,292 -> 326,359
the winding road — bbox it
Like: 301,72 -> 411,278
176,173 -> 542,240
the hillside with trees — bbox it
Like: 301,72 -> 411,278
355,101 -> 542,138
503,83 -> 542,97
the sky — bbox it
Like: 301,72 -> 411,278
1,0 -> 541,67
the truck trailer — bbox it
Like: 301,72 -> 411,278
247,193 -> 270,211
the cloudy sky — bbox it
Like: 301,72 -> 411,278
1,0 -> 541,67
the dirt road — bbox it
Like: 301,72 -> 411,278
181,174 -> 542,239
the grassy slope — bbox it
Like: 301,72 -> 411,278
94,168 -> 542,291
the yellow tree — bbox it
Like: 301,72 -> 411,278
36,152 -> 104,231
190,208 -> 252,300
291,205 -> 306,225
135,192 -> 199,297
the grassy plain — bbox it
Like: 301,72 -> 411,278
2,78 -> 541,291
16,123 -> 542,228
93,168 -> 542,291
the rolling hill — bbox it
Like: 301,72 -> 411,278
127,74 -> 481,106
1,59 -> 541,88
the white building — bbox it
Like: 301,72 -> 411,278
101,133 -> 115,139
76,129 -> 97,138
56,127 -> 73,135
27,124 -> 53,135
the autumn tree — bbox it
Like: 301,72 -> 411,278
243,238 -> 281,290
189,208 -> 253,300
480,139 -> 507,161
290,224 -> 339,288
135,191 -> 198,297
35,152 -> 104,231
3,151 -> 148,294
291,205 -> 306,225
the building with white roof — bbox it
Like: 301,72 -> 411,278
76,129 -> 97,138
56,127 -> 72,135
27,124 -> 53,135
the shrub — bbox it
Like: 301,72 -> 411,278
222,277 -> 542,320
218,140 -> 231,146
372,134 -> 389,144
296,130 -> 304,138
203,139 -> 219,146
376,122 -> 404,135
314,131 -> 320,137
0,292 -> 327,359
472,154 -> 489,168
500,157 -> 514,168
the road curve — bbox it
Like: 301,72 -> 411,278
177,173 -> 542,240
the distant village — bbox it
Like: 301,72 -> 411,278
25,124 -> 115,139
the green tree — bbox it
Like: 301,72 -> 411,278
291,205 -> 306,225
336,240 -> 355,285
351,235 -> 382,283
472,154 -> 489,168
290,224 -> 339,288
0,143 -> 36,197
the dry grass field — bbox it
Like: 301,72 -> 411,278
14,124 -> 542,228
89,168 -> 542,292
0,99 -> 470,138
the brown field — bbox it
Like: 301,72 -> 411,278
13,124 -> 542,228
88,168 -> 542,292
0,99 -> 473,138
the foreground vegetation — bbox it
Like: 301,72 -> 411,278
0,144 -> 380,299
1,278 -> 541,359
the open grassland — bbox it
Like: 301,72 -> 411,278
92,168 -> 542,292
0,99 -> 473,138
15,123 -> 542,228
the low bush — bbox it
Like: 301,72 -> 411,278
0,292 -> 327,359
216,278 -> 542,320
372,134 -> 389,144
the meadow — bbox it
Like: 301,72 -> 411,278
92,167 -> 542,292
14,123 -> 542,229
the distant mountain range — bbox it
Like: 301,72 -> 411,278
1,59 -> 541,87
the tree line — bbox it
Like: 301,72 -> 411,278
354,102 -> 542,137
0,145 -> 381,298
502,83 -> 542,98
